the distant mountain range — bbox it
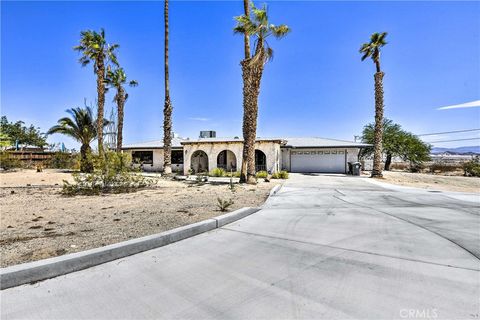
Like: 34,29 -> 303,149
431,145 -> 480,155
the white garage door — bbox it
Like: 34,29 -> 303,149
291,149 -> 346,173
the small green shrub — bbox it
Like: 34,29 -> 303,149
210,167 -> 226,177
62,151 -> 155,196
271,170 -> 289,179
256,171 -> 268,178
217,197 -> 234,212
463,157 -> 480,177
48,152 -> 78,169
0,152 -> 21,170
279,170 -> 289,179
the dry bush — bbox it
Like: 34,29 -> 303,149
390,162 -> 409,171
428,162 -> 463,174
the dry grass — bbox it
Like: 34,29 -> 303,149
0,169 -> 281,267
381,171 -> 480,193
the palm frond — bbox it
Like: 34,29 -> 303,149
270,24 -> 290,39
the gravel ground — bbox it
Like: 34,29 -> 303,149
379,170 -> 480,193
0,170 -> 281,267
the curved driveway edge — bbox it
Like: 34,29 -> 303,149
1,207 -> 260,290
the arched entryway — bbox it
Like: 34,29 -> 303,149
217,150 -> 237,172
255,150 -> 267,172
191,150 -> 208,174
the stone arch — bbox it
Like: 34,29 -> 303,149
255,149 -> 267,172
217,150 -> 237,172
191,150 -> 209,174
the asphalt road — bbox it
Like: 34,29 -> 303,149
2,174 -> 479,319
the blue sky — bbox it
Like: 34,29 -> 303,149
2,1 -> 479,149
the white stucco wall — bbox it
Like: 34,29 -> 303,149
182,141 -> 281,175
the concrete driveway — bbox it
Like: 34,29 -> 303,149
2,174 -> 479,319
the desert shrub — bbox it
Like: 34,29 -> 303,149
279,170 -> 289,179
256,171 -> 268,178
0,152 -> 21,170
390,162 -> 409,171
428,162 -> 462,174
463,157 -> 480,177
409,163 -> 426,173
271,170 -> 289,179
62,151 -> 156,196
217,198 -> 234,212
210,167 -> 226,177
227,171 -> 241,178
48,152 -> 78,169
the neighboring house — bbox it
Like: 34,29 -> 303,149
122,131 -> 370,174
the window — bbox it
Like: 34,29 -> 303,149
171,150 -> 184,164
132,151 -> 153,164
338,151 -> 344,154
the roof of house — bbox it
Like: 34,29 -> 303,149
180,137 -> 285,144
122,136 -> 371,149
283,137 -> 371,148
122,137 -> 185,149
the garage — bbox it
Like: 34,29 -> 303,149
290,149 -> 346,173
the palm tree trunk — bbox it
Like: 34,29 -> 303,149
163,0 -> 172,175
116,88 -> 125,152
239,0 -> 251,183
80,143 -> 93,173
96,60 -> 105,157
240,60 -> 264,184
371,71 -> 384,178
384,152 -> 392,171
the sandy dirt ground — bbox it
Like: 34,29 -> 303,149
0,169 -> 281,267
379,171 -> 480,193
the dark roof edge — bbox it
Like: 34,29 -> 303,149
282,144 -> 372,148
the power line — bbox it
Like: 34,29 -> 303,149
427,137 -> 480,143
417,128 -> 480,136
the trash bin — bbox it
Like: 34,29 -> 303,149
352,162 -> 362,176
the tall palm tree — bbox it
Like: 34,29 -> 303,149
48,107 -> 101,173
360,32 -> 388,178
74,29 -> 119,157
105,67 -> 138,152
234,3 -> 290,184
163,0 -> 173,175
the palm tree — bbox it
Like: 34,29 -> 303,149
234,2 -> 290,184
74,29 -> 119,157
48,107 -> 100,173
105,67 -> 138,152
360,32 -> 388,178
163,0 -> 173,175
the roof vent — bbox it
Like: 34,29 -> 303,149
199,130 -> 216,138
234,136 -> 239,139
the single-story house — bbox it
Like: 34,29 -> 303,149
122,131 -> 370,174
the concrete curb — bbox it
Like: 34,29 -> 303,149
269,184 -> 283,197
214,207 -> 260,228
1,207 -> 260,290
